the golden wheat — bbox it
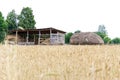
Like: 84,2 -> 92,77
0,45 -> 120,80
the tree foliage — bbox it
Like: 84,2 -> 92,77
103,36 -> 111,44
6,10 -> 17,31
18,7 -> 36,29
0,12 -> 7,43
74,30 -> 81,33
95,32 -> 111,44
96,25 -> 112,44
98,25 -> 107,34
65,32 -> 73,44
111,38 -> 120,44
95,32 -> 107,39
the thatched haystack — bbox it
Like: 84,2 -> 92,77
70,32 -> 104,45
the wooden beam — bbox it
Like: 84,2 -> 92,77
63,33 -> 65,44
57,32 -> 59,44
38,30 -> 41,45
16,30 -> 18,44
26,31 -> 29,44
34,34 -> 35,44
50,28 -> 52,44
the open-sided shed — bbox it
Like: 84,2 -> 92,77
7,27 -> 66,45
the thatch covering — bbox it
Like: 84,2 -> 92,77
70,32 -> 104,45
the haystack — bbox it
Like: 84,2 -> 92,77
6,35 -> 22,42
41,38 -> 50,45
5,35 -> 24,44
70,32 -> 104,45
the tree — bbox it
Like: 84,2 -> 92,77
98,25 -> 107,34
103,36 -> 111,44
95,32 -> 111,44
111,38 -> 120,44
6,10 -> 17,31
65,32 -> 73,44
96,25 -> 112,44
74,30 -> 81,33
18,7 -> 36,29
0,12 -> 7,43
95,32 -> 107,39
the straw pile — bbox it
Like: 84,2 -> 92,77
70,32 -> 104,45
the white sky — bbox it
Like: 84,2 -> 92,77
0,0 -> 120,38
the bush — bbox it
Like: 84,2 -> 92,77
95,32 -> 111,44
111,38 -> 120,44
0,12 -> 7,43
65,32 -> 73,44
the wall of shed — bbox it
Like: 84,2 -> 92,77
50,33 -> 65,45
6,33 -> 65,45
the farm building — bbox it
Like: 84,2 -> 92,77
6,27 -> 66,45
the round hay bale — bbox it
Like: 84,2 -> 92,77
70,32 -> 104,45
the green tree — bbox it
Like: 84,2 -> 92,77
98,25 -> 107,34
65,32 -> 73,44
103,36 -> 111,44
74,30 -> 81,33
95,32 -> 111,44
6,10 -> 17,31
111,38 -> 120,44
96,25 -> 111,44
18,7 -> 36,29
95,32 -> 107,39
0,12 -> 7,43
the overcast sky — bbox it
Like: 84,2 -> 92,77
0,0 -> 120,38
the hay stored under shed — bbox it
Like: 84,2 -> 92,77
70,32 -> 104,45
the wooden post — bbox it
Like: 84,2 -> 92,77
50,28 -> 52,44
38,30 -> 41,45
26,31 -> 29,44
63,34 -> 65,44
16,30 -> 18,44
57,32 -> 59,44
34,34 -> 35,44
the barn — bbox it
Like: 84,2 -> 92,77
6,27 -> 66,45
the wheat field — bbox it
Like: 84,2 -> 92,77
0,45 -> 120,80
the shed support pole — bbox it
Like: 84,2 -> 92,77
57,32 -> 59,44
34,34 -> 35,44
16,30 -> 18,44
38,30 -> 41,45
26,31 -> 29,45
50,28 -> 52,44
63,34 -> 65,44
